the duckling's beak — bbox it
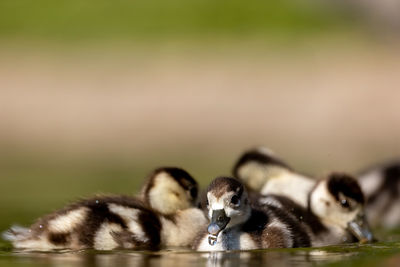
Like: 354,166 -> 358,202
207,209 -> 230,246
347,213 -> 373,244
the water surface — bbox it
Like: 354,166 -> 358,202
1,241 -> 400,267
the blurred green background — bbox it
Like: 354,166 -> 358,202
1,0 -> 400,238
0,0 -> 354,41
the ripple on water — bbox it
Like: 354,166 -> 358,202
0,242 -> 400,267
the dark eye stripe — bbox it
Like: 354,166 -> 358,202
157,167 -> 198,192
189,187 -> 198,199
231,195 -> 240,205
327,173 -> 364,204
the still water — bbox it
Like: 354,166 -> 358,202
1,241 -> 400,267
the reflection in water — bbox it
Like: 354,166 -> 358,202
204,251 -> 287,267
3,244 -> 400,267
201,249 -> 354,267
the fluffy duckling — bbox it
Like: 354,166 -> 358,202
139,167 -> 207,247
232,147 -> 373,245
2,167 -> 207,251
194,177 -> 311,251
140,167 -> 199,215
357,160 -> 400,229
260,173 -> 373,246
232,146 -> 315,207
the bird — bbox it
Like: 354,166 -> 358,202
259,173 -> 373,246
357,160 -> 400,229
2,167 -> 207,251
232,146 -> 373,245
140,167 -> 199,215
232,146 -> 315,207
193,177 -> 311,251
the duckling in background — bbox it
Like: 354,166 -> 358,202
233,147 -> 373,245
140,167 -> 199,215
357,160 -> 400,229
232,146 -> 315,207
2,167 -> 207,250
194,177 -> 311,251
260,173 -> 373,246
139,167 -> 207,248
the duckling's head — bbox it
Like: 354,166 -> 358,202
141,167 -> 198,215
359,160 -> 400,200
310,173 -> 373,243
232,146 -> 292,192
205,177 -> 251,245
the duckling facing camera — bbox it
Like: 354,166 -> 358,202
2,167 -> 207,251
194,177 -> 311,251
358,160 -> 400,229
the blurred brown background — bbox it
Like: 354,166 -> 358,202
0,0 -> 400,230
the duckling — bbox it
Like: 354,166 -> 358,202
232,146 -> 315,207
260,173 -> 373,246
140,167 -> 199,215
194,177 -> 311,251
139,167 -> 207,248
233,148 -> 374,245
357,160 -> 400,229
2,167 -> 207,250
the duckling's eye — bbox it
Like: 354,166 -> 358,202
340,199 -> 350,209
230,195 -> 240,206
189,187 -> 197,199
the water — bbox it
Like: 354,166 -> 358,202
1,167 -> 400,266
1,241 -> 400,267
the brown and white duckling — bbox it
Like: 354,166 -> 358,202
232,146 -> 315,207
2,167 -> 207,250
139,167 -> 207,247
194,177 -> 311,251
260,173 -> 373,246
233,147 -> 373,245
357,160 -> 400,229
